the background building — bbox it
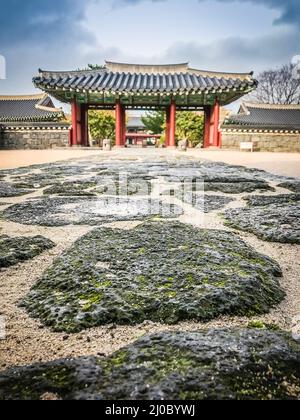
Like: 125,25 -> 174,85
222,102 -> 300,152
0,94 -> 69,149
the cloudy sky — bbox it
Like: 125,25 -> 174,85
0,0 -> 299,98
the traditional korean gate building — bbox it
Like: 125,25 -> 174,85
33,61 -> 257,148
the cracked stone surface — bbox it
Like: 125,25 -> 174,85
0,328 -> 299,400
0,235 -> 55,268
1,197 -> 182,227
224,194 -> 300,244
21,222 -> 284,333
0,182 -> 33,198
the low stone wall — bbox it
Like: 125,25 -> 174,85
221,131 -> 300,153
0,125 -> 70,150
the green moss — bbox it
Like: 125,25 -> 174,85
136,275 -> 147,284
166,291 -> 177,298
0,366 -> 76,400
248,321 -> 266,329
226,366 -> 300,400
79,292 -> 103,312
101,350 -> 130,376
213,281 -> 227,288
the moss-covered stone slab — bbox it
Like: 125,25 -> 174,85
43,181 -> 97,197
21,222 -> 284,332
1,328 -> 299,400
204,181 -> 274,194
0,182 -> 33,198
278,181 -> 300,193
12,176 -> 59,189
94,161 -> 273,186
0,235 -> 55,268
94,177 -> 153,196
1,197 -> 182,227
179,192 -> 234,212
161,188 -> 234,212
39,165 -> 91,177
224,194 -> 300,244
245,194 -> 300,207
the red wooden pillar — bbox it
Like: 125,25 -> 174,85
168,100 -> 176,148
213,99 -> 220,147
203,100 -> 221,148
80,105 -> 89,147
115,100 -> 124,147
71,102 -> 79,147
165,107 -> 170,147
121,105 -> 126,146
203,106 -> 212,148
71,102 -> 89,147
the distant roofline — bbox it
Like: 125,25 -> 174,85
0,93 -> 47,101
105,60 -> 189,67
242,101 -> 300,110
0,93 -> 64,123
37,61 -> 254,80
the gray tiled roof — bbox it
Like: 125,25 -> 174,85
0,94 -> 64,123
33,62 -> 256,96
224,102 -> 300,131
127,116 -> 145,129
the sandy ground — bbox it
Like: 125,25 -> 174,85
0,149 -> 103,170
185,149 -> 300,178
0,151 -> 299,371
0,147 -> 299,177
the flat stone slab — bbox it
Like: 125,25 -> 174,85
179,192 -> 234,212
0,235 -> 55,268
1,197 -> 182,227
278,181 -> 300,193
21,222 -> 284,332
160,188 -> 235,212
0,182 -> 33,198
204,180 -> 274,194
224,194 -> 300,244
97,179 -> 153,197
0,328 -> 299,400
43,181 -> 97,197
12,176 -> 61,189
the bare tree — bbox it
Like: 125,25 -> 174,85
251,64 -> 300,105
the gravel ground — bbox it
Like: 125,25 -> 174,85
0,153 -> 299,371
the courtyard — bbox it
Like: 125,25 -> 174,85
0,149 -> 299,400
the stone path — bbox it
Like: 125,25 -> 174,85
0,152 -> 299,400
